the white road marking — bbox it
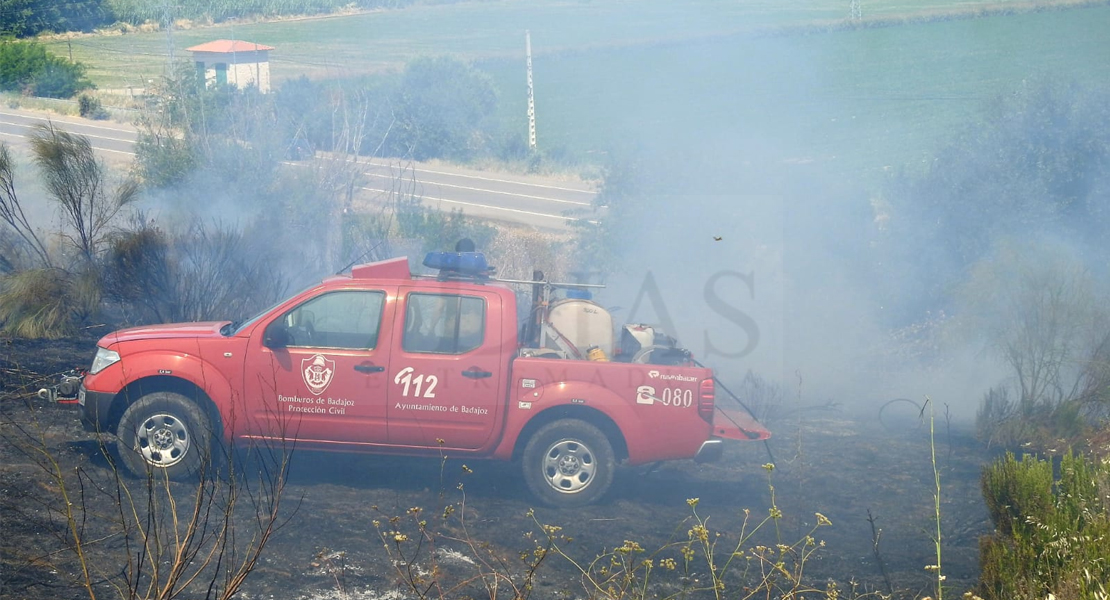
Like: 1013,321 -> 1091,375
1,129 -> 135,155
283,159 -> 595,207
97,146 -> 136,156
427,195 -> 577,222
365,162 -> 596,195
361,172 -> 591,206
0,126 -> 137,152
0,110 -> 138,138
359,186 -> 588,224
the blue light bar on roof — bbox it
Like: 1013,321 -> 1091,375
423,251 -> 490,275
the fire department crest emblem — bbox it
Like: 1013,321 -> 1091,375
301,354 -> 335,395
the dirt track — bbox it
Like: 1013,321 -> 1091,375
2,334 -> 994,600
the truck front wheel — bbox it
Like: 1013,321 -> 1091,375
522,419 -> 615,507
116,392 -> 213,480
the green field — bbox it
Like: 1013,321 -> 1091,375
45,0 -> 1103,89
482,3 -> 1110,184
41,0 -> 1110,183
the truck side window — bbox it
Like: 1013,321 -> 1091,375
403,293 -> 485,354
284,290 -> 385,349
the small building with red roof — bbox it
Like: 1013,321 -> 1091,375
186,40 -> 274,92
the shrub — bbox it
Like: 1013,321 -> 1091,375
103,219 -> 287,324
395,197 -> 497,255
0,41 -> 93,99
77,94 -> 108,120
134,132 -> 196,188
101,221 -> 176,323
137,67 -> 294,189
977,385 -> 1099,455
0,228 -> 24,274
172,224 -> 288,323
732,370 -> 785,424
976,385 -> 1023,447
978,452 -> 1110,600
387,56 -> 498,162
0,268 -> 94,339
877,79 -> 1110,321
29,122 -> 138,262
340,209 -> 396,268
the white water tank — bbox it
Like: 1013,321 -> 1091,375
545,298 -> 614,357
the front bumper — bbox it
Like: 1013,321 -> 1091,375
78,384 -> 116,434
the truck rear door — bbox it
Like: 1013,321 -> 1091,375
386,286 -> 504,449
711,405 -> 771,441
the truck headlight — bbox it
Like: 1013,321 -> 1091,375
90,347 -> 121,374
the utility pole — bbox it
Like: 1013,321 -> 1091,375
526,30 -> 537,151
163,0 -> 176,73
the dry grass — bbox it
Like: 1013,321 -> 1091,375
0,269 -> 81,339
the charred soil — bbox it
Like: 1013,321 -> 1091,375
1,335 -> 995,599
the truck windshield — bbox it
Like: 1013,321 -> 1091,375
221,283 -> 318,336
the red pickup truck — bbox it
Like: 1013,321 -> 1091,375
77,253 -> 769,507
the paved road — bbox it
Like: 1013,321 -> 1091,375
0,107 -> 597,230
355,160 -> 597,229
0,108 -> 138,159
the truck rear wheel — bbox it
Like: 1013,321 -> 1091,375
116,392 -> 213,480
522,419 -> 615,508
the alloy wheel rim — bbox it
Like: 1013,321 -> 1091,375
542,439 -> 595,494
136,413 -> 190,467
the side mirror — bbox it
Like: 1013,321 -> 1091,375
263,321 -> 290,349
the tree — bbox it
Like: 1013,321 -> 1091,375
961,239 -> 1110,448
877,79 -> 1110,321
0,40 -> 94,98
0,0 -> 111,37
389,56 -> 498,162
961,240 -> 1108,406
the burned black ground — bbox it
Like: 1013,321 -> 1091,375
1,335 -> 995,599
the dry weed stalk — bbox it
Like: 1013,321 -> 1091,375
922,396 -> 946,600
371,467 -> 553,600
866,509 -> 894,596
531,464 -> 884,600
1,359 -> 296,600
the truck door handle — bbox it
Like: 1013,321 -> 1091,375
354,364 -> 384,373
462,368 -> 492,379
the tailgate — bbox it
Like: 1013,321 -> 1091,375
712,406 -> 771,441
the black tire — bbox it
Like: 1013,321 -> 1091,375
522,419 -> 615,508
116,392 -> 214,480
